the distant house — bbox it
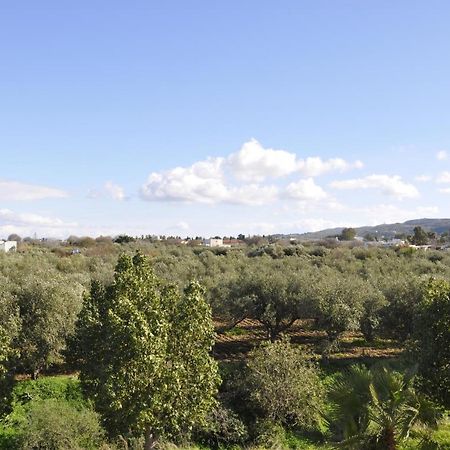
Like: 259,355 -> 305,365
203,238 -> 231,248
0,240 -> 18,252
223,238 -> 245,247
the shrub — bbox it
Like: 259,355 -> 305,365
17,399 -> 105,450
245,338 -> 325,431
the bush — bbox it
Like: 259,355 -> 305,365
17,399 -> 105,450
245,338 -> 325,431
195,403 -> 248,448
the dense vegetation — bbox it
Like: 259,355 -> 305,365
0,237 -> 449,449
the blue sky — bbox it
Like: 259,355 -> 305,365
1,1 -> 450,238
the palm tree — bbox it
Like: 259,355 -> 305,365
329,365 -> 440,449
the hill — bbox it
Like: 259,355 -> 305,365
279,218 -> 450,241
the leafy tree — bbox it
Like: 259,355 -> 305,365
360,285 -> 386,342
413,279 -> 450,407
216,262 -> 317,340
340,228 -> 357,241
379,276 -> 424,342
316,273 -> 366,349
410,227 -> 429,246
114,234 -> 136,244
329,365 -> 440,450
15,273 -> 83,378
7,233 -> 21,242
0,279 -> 20,417
72,253 -> 219,449
245,338 -> 324,430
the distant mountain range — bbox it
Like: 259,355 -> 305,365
277,219 -> 450,241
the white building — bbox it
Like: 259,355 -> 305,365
203,238 -> 231,248
0,240 -> 18,252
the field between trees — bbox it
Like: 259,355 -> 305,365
214,319 -> 402,363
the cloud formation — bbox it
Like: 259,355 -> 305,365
0,208 -> 78,238
0,180 -> 68,201
88,181 -> 127,201
140,139 -> 361,205
330,174 -> 419,199
285,178 -> 328,201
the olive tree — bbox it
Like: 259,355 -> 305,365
0,278 -> 20,417
315,271 -> 366,351
72,253 -> 219,449
413,278 -> 450,407
215,260 -> 317,340
15,271 -> 83,378
245,338 -> 324,429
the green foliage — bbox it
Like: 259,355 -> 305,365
114,235 -> 136,244
17,399 -> 105,450
195,403 -> 248,448
413,279 -> 450,408
410,227 -> 429,246
73,253 -> 220,445
0,279 -> 20,418
329,365 -> 441,449
14,272 -> 83,377
246,338 -> 325,430
0,376 -> 98,449
339,228 -> 357,241
379,276 -> 425,342
215,260 -> 318,340
316,273 -> 366,346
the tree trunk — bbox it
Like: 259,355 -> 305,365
31,368 -> 40,380
384,427 -> 397,450
144,426 -> 158,450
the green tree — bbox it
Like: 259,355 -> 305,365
246,338 -> 324,429
340,228 -> 357,241
413,279 -> 450,407
72,253 -> 219,449
410,227 -> 429,246
0,279 -> 20,417
215,261 -> 317,340
329,365 -> 440,450
380,276 -> 424,342
316,273 -> 366,351
15,273 -> 83,378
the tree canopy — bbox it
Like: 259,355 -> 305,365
72,252 -> 220,448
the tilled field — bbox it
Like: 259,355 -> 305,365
213,318 -> 403,363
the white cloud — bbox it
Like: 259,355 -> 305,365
227,139 -> 297,181
88,181 -> 127,201
227,184 -> 279,205
330,174 -> 419,199
140,139 -> 362,205
437,150 -> 448,161
438,187 -> 450,194
104,181 -> 126,200
285,178 -> 328,201
140,158 -> 229,204
0,208 -> 78,239
436,171 -> 450,184
0,180 -> 68,201
298,157 -> 363,177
